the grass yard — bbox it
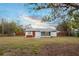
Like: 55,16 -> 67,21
0,36 -> 79,56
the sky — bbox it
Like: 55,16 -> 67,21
0,3 -> 68,28
0,3 -> 54,28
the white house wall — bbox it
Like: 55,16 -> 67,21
35,32 -> 41,38
25,32 -> 27,37
51,32 -> 57,37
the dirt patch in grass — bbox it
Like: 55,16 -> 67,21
39,43 -> 79,56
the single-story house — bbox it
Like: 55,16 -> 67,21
25,27 -> 57,38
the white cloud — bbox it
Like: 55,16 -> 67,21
19,14 -> 56,29
21,15 -> 47,28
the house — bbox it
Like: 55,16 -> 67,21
25,27 -> 57,38
24,16 -> 57,38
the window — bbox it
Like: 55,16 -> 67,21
27,32 -> 32,35
41,32 -> 50,36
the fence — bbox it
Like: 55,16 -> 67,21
57,31 -> 69,36
0,32 -> 25,37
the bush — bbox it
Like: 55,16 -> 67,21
77,32 -> 79,37
74,31 -> 79,37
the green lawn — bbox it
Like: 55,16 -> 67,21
0,36 -> 79,56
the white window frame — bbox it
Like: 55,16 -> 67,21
27,31 -> 32,35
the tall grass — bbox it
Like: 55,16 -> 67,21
0,36 -> 79,56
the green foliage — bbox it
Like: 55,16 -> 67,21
68,10 -> 79,29
57,20 -> 69,31
31,3 -> 79,31
42,15 -> 52,22
77,32 -> 79,37
0,18 -> 24,34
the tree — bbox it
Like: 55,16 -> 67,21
57,20 -> 68,31
0,18 -> 24,35
42,15 -> 52,22
26,3 -> 79,29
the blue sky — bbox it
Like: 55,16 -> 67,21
0,3 -> 68,28
0,3 -> 51,19
0,3 -> 24,23
0,3 -> 53,27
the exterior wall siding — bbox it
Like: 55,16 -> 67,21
25,31 -> 57,38
51,32 -> 57,37
35,32 -> 41,38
